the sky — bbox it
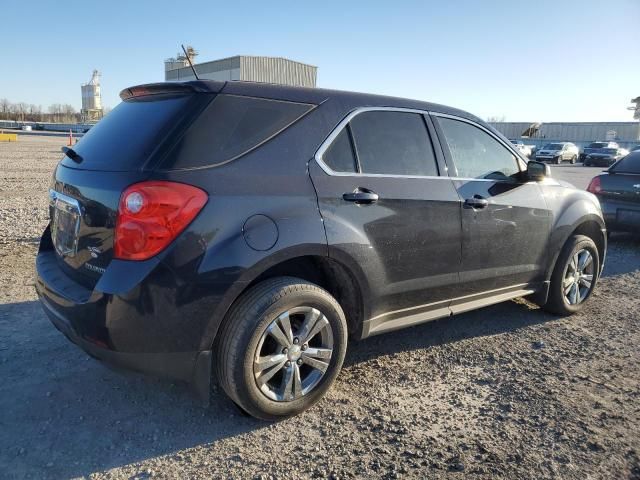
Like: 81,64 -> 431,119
0,0 -> 638,122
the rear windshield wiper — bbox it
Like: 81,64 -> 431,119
61,146 -> 83,164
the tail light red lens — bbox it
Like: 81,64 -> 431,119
114,181 -> 208,261
586,176 -> 602,194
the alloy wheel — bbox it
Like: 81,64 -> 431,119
563,248 -> 595,305
253,306 -> 334,402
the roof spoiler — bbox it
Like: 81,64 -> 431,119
119,81 -> 225,100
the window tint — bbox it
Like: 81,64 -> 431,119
323,128 -> 357,173
611,152 -> 640,174
437,117 -> 520,180
349,111 -> 438,176
61,95 -> 195,171
167,95 -> 313,169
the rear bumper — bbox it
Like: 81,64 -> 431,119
599,198 -> 640,233
39,293 -> 209,381
536,155 -> 560,162
585,158 -> 615,167
35,236 -> 214,403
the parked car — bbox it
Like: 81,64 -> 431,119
630,145 -> 640,152
587,151 -> 640,233
509,139 -> 533,158
36,81 -> 607,420
535,142 -> 580,164
584,148 -> 627,167
580,141 -> 620,162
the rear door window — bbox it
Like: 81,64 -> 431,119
349,111 -> 438,176
166,95 -> 314,169
61,95 -> 195,171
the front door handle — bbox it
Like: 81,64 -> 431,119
343,189 -> 379,204
464,196 -> 489,209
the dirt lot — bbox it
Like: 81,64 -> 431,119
1,136 -> 639,479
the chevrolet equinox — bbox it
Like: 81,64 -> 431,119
36,81 -> 607,420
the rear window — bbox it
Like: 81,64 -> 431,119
165,94 -> 314,169
588,142 -> 607,148
611,152 -> 640,174
61,95 -> 195,171
543,143 -> 563,150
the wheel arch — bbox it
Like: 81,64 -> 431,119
199,250 -> 369,351
545,213 -> 607,283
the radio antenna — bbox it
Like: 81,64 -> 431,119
181,44 -> 199,80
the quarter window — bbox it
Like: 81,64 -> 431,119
349,111 -> 438,176
166,94 -> 313,169
437,117 -> 520,180
323,128 -> 357,173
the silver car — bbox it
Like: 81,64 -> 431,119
535,142 -> 580,164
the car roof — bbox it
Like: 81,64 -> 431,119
128,80 -> 485,125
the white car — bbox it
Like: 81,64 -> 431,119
535,142 -> 579,164
509,139 -> 533,158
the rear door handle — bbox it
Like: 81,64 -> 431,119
343,189 -> 379,204
464,196 -> 489,209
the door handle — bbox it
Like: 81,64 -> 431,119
464,196 -> 489,209
343,189 -> 379,204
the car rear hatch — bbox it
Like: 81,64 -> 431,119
49,84 -> 215,289
599,173 -> 640,205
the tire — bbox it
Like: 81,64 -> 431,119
543,235 -> 599,316
571,154 -> 577,164
215,277 -> 348,421
555,156 -> 561,165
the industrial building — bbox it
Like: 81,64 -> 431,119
80,70 -> 103,122
163,47 -> 317,87
489,121 -> 640,150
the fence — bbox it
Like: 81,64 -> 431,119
0,120 -> 94,134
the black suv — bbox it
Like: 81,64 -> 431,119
36,81 -> 606,420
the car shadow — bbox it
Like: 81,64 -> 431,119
0,295 -> 559,478
0,300 -> 266,479
602,232 -> 640,277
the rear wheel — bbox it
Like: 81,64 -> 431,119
215,277 -> 348,420
571,154 -> 577,164
543,235 -> 599,316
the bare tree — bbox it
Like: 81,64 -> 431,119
48,104 -> 62,123
0,98 -> 10,119
15,103 -> 28,122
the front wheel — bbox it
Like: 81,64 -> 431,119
215,277 -> 348,420
543,235 -> 599,316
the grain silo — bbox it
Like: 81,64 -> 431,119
81,70 -> 103,122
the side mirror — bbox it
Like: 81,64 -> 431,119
527,160 -> 550,181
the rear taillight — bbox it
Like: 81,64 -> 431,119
114,181 -> 207,261
586,176 -> 602,194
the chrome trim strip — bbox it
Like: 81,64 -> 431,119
49,190 -> 81,210
368,283 -> 531,322
49,190 -> 82,258
313,106 -> 526,180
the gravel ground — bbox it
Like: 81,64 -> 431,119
1,136 -> 639,480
